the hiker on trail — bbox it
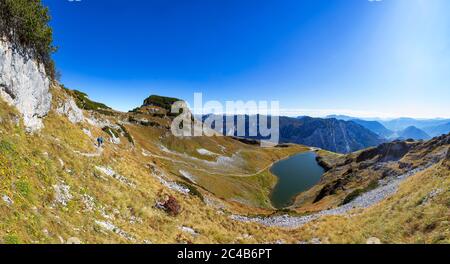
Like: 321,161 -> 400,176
97,137 -> 104,148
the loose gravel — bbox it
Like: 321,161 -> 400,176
231,164 -> 433,228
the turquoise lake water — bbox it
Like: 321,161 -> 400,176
270,152 -> 325,208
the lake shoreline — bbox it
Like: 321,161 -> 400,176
269,151 -> 325,209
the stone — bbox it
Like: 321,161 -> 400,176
366,237 -> 382,244
179,226 -> 199,237
309,237 -> 321,244
66,237 -> 82,244
53,183 -> 73,207
2,195 -> 13,206
0,39 -> 51,132
109,132 -> 121,145
82,128 -> 92,138
56,98 -> 84,123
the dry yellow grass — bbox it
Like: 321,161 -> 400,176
0,87 -> 448,244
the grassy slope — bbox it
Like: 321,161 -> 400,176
0,87 -> 448,244
290,163 -> 449,244
0,87 -> 306,243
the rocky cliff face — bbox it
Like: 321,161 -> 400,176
0,39 -> 52,132
300,133 -> 450,207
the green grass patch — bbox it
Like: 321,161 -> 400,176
341,179 -> 379,205
16,180 -> 31,198
62,87 -> 111,111
102,126 -> 119,138
0,139 -> 15,154
3,234 -> 20,244
118,124 -> 134,145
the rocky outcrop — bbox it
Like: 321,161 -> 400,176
356,141 -> 415,163
56,98 -> 84,123
445,145 -> 450,168
315,156 -> 333,172
0,39 -> 51,132
310,134 -> 449,206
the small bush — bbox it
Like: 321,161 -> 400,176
342,189 -> 364,205
0,139 -> 15,154
72,90 -> 110,110
0,0 -> 57,78
118,124 -> 134,145
16,180 -> 31,198
62,86 -> 111,111
341,179 -> 379,205
366,179 -> 379,191
158,195 -> 181,216
3,234 -> 20,244
102,126 -> 119,138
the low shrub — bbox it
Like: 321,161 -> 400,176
102,126 -> 119,138
3,234 -> 20,244
62,86 -> 110,111
176,181 -> 203,201
0,0 -> 57,78
341,180 -> 379,205
160,195 -> 181,216
342,189 -> 364,205
118,124 -> 134,145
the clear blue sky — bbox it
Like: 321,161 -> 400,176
44,0 -> 450,118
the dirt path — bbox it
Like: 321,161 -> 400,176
73,146 -> 104,157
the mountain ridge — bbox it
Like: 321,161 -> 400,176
398,126 -> 431,141
279,116 -> 384,153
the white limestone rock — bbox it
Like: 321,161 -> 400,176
53,183 -> 73,207
109,132 -> 121,145
2,195 -> 13,206
82,128 -> 92,138
56,98 -> 84,123
0,40 -> 51,132
366,237 -> 382,244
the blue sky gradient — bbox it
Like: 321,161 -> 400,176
44,0 -> 450,118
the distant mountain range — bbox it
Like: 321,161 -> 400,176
380,118 -> 450,131
203,114 -> 450,153
397,126 -> 431,140
279,117 -> 384,153
328,115 -> 450,141
218,115 -> 384,153
423,122 -> 450,137
351,119 -> 394,138
324,115 -> 356,121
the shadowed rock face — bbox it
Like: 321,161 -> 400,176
0,40 -> 51,132
311,133 -> 450,205
279,117 -> 384,154
445,146 -> 450,168
356,141 -> 415,163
